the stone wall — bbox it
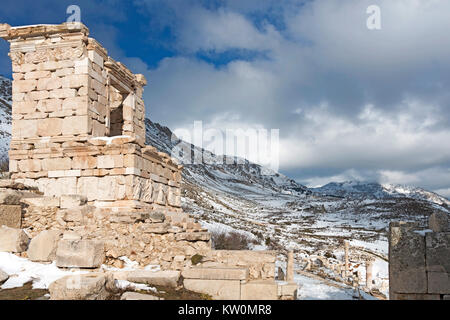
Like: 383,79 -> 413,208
0,22 -> 182,210
388,212 -> 450,300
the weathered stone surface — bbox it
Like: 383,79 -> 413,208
427,272 -> 450,294
127,270 -> 180,288
182,267 -> 249,280
175,232 -> 211,242
0,226 -> 29,252
21,196 -> 59,208
0,269 -> 9,285
429,212 -> 449,233
62,231 -> 82,240
183,279 -> 241,300
426,232 -> 450,273
49,273 -> 110,300
389,222 -> 427,294
241,280 -> 278,300
56,240 -> 105,268
0,190 -> 23,205
120,292 -> 161,300
60,195 -> 88,209
391,293 -> 441,300
27,230 -> 61,262
278,282 -> 298,300
0,205 -> 22,228
148,211 -> 165,223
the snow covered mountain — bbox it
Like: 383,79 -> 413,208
0,76 -> 11,162
1,76 -> 448,256
312,181 -> 450,206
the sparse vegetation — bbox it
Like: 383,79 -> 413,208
211,230 -> 257,250
0,159 -> 8,172
191,254 -> 204,265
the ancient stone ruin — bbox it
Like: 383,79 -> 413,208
0,22 -> 298,300
389,212 -> 450,300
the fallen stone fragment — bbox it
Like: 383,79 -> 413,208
0,205 -> 22,228
0,226 -> 29,252
27,230 -> 61,262
49,273 -> 110,300
56,240 -> 105,268
127,270 -> 180,288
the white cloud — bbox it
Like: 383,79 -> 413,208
136,0 -> 450,193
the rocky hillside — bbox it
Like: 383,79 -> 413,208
0,76 -> 448,258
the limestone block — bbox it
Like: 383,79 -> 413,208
427,272 -> 449,294
97,155 -> 114,169
0,269 -> 8,285
426,232 -> 450,273
175,232 -> 211,242
143,222 -> 169,234
72,156 -> 97,169
13,119 -> 38,138
241,280 -> 278,300
21,196 -> 60,207
37,117 -> 63,137
0,190 -> 23,205
127,270 -> 180,288
36,178 -> 77,197
37,77 -> 62,91
62,115 -> 90,135
0,226 -> 29,252
184,279 -> 241,300
278,282 -> 298,299
24,70 -> 51,80
39,60 -> 74,71
61,74 -> 88,89
389,222 -> 427,294
62,231 -> 81,240
182,267 -> 249,280
429,212 -> 449,233
36,98 -> 62,112
56,240 -> 105,268
55,68 -> 74,77
49,88 -> 76,99
42,158 -> 71,171
14,101 -> 36,114
12,79 -> 37,93
60,195 -> 88,209
28,90 -> 50,101
0,205 -> 22,228
49,273 -> 109,300
60,206 -> 93,223
13,63 -> 37,73
27,230 -> 61,262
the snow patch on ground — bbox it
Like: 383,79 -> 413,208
0,252 -> 88,289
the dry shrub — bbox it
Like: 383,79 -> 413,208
211,230 -> 257,250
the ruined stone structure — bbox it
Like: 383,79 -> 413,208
0,22 -> 181,211
389,212 -> 450,300
0,22 -> 298,300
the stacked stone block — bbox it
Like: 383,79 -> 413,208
389,212 -> 450,300
0,23 -> 182,210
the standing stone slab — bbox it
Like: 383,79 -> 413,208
389,222 -> 427,295
0,205 -> 22,228
56,240 -> 104,268
0,226 -> 29,252
27,230 -> 61,262
49,273 -> 109,300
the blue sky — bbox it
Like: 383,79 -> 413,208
1,0 -> 450,197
